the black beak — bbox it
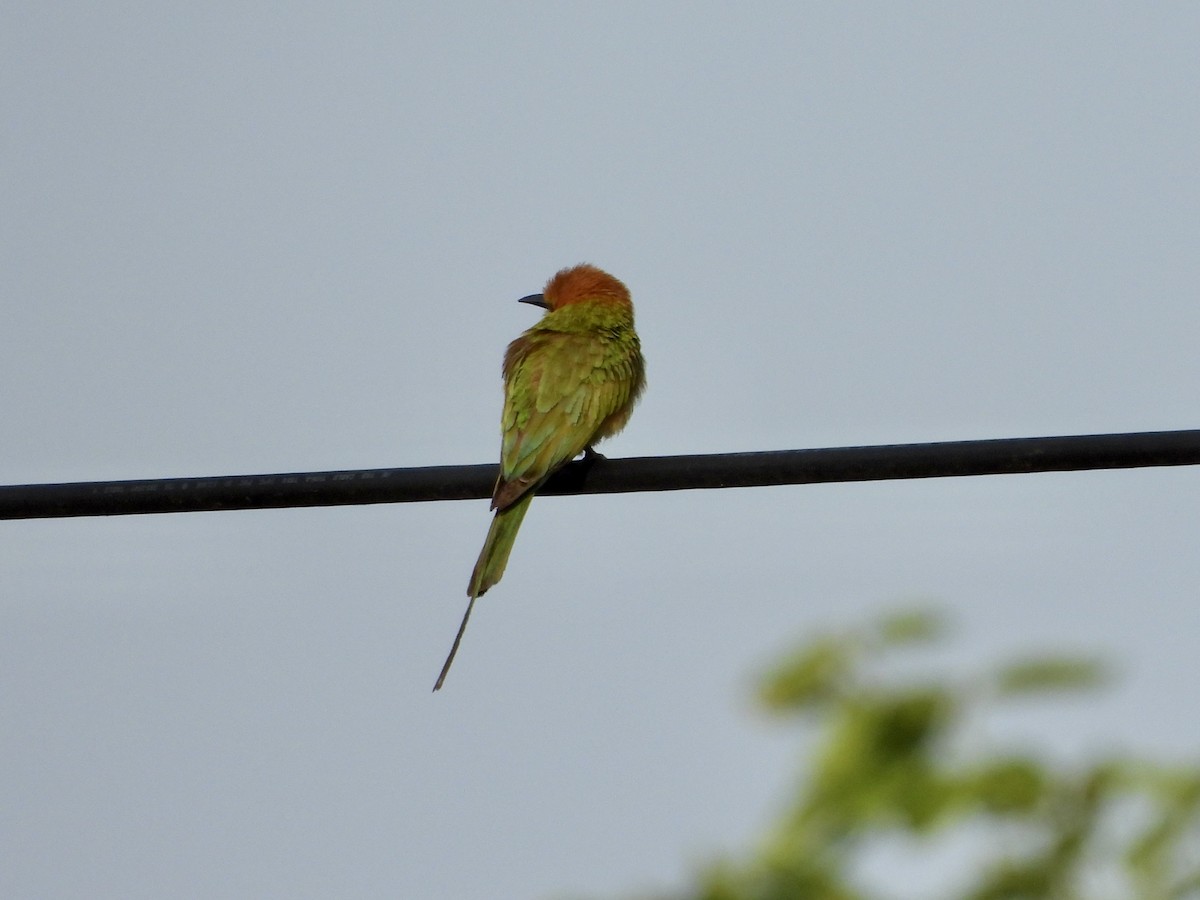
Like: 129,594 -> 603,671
517,293 -> 548,309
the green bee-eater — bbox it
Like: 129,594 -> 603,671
433,264 -> 646,690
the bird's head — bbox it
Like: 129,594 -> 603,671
518,263 -> 631,312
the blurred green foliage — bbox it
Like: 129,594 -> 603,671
644,611 -> 1200,900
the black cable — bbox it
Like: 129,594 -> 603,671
1,429 -> 1198,521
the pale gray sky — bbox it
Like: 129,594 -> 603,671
2,4 -> 1198,898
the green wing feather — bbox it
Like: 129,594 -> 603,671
492,327 -> 637,509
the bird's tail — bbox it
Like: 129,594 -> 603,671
468,492 -> 533,598
432,493 -> 533,691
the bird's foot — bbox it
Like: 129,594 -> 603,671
582,446 -> 607,463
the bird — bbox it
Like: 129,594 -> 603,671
433,264 -> 646,691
